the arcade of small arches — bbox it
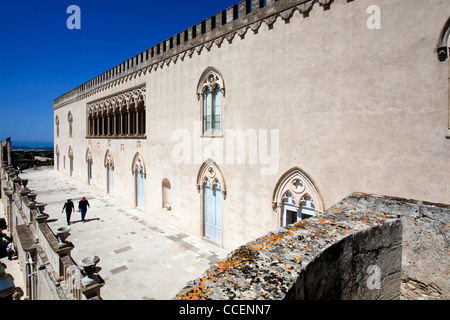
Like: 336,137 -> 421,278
86,86 -> 147,138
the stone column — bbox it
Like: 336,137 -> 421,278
127,104 -> 131,136
135,109 -> 140,136
105,114 -> 109,136
96,115 -> 99,136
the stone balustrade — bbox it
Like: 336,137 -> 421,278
0,165 -> 104,300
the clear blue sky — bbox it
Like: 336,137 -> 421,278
0,0 -> 238,146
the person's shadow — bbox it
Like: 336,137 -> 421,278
70,218 -> 100,224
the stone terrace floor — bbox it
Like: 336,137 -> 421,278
3,167 -> 229,300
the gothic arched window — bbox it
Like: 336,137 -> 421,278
197,67 -> 225,136
272,167 -> 324,227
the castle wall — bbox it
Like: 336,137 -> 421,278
54,0 -> 450,251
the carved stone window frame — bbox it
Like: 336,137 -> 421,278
104,149 -> 114,170
272,167 -> 324,228
131,152 -> 146,178
196,159 -> 226,244
196,159 -> 227,199
197,67 -> 225,138
87,85 -> 147,139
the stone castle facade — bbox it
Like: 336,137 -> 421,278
54,0 -> 450,251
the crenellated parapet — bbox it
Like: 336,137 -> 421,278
53,0 -> 349,109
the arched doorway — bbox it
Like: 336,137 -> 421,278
86,147 -> 93,185
197,160 -> 227,243
132,153 -> 146,209
68,146 -> 74,177
104,150 -> 114,195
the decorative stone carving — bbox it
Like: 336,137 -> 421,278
196,160 -> 227,199
214,37 -> 224,48
87,85 -> 146,117
197,67 -> 226,101
264,15 -> 278,28
250,21 -> 263,34
280,9 -> 293,22
205,41 -> 214,51
104,150 -> 114,169
226,32 -> 235,44
85,147 -> 93,164
237,27 -> 248,39
131,152 -> 146,178
272,167 -> 324,214
296,1 -> 315,17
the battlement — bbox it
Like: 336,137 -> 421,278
53,0 -> 341,109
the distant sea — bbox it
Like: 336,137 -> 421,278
12,140 -> 54,152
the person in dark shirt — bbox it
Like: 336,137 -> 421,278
78,197 -> 90,222
62,199 -> 75,225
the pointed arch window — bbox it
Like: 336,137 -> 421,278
272,167 -> 324,227
197,67 -> 225,136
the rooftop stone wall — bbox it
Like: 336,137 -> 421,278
0,162 -> 105,300
342,193 -> 450,300
174,192 -> 403,300
175,192 -> 449,300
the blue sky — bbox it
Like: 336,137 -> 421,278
0,0 -> 238,146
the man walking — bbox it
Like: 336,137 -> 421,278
62,198 -> 75,225
78,196 -> 90,222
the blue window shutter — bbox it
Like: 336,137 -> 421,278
204,89 -> 211,132
213,87 -> 221,131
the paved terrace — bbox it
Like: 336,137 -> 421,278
10,167 -> 229,300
